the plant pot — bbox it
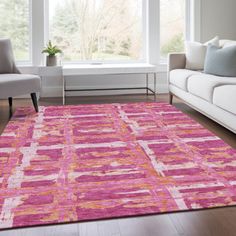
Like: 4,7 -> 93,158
46,55 -> 57,66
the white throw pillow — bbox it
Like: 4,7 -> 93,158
185,36 -> 220,70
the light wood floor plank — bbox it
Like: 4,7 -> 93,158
118,218 -> 149,236
97,219 -> 121,236
173,210 -> 236,236
118,215 -> 178,236
78,222 -> 98,236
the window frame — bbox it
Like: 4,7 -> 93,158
13,0 -> 199,67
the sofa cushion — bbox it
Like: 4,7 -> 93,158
187,74 -> 236,102
204,45 -> 236,77
213,85 -> 236,115
169,69 -> 201,91
0,74 -> 41,98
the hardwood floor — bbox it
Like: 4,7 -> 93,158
0,94 -> 236,236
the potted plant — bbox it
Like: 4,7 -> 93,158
42,41 -> 62,66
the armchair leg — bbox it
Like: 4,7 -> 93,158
169,93 -> 173,105
31,93 -> 39,112
8,97 -> 13,108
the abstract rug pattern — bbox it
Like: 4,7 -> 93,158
0,102 -> 236,229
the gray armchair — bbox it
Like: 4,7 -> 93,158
0,39 -> 41,113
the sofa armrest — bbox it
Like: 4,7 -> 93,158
168,53 -> 186,72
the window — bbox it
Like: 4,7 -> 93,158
0,0 -> 31,62
0,0 -> 195,65
49,0 -> 144,62
160,0 -> 186,61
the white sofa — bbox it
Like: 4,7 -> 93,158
168,41 -> 236,134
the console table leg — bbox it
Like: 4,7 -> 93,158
154,72 -> 157,101
62,75 -> 65,105
146,73 -> 149,96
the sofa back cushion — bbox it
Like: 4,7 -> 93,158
204,44 -> 236,77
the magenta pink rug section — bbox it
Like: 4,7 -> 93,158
0,102 -> 236,229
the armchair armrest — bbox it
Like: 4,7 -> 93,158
168,53 -> 186,72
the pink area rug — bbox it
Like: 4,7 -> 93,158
0,102 -> 236,230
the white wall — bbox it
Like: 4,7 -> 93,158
200,0 -> 236,42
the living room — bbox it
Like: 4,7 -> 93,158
0,0 -> 236,235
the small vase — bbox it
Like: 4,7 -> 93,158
46,55 -> 57,67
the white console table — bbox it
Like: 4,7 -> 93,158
62,63 -> 157,105
37,64 -> 157,105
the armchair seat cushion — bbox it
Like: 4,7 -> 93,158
169,69 -> 201,91
0,74 -> 41,98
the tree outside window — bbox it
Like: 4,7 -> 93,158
0,0 -> 187,64
160,0 -> 185,60
49,0 -> 143,62
0,0 -> 30,61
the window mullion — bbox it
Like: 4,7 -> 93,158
32,0 -> 45,66
148,0 -> 160,65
